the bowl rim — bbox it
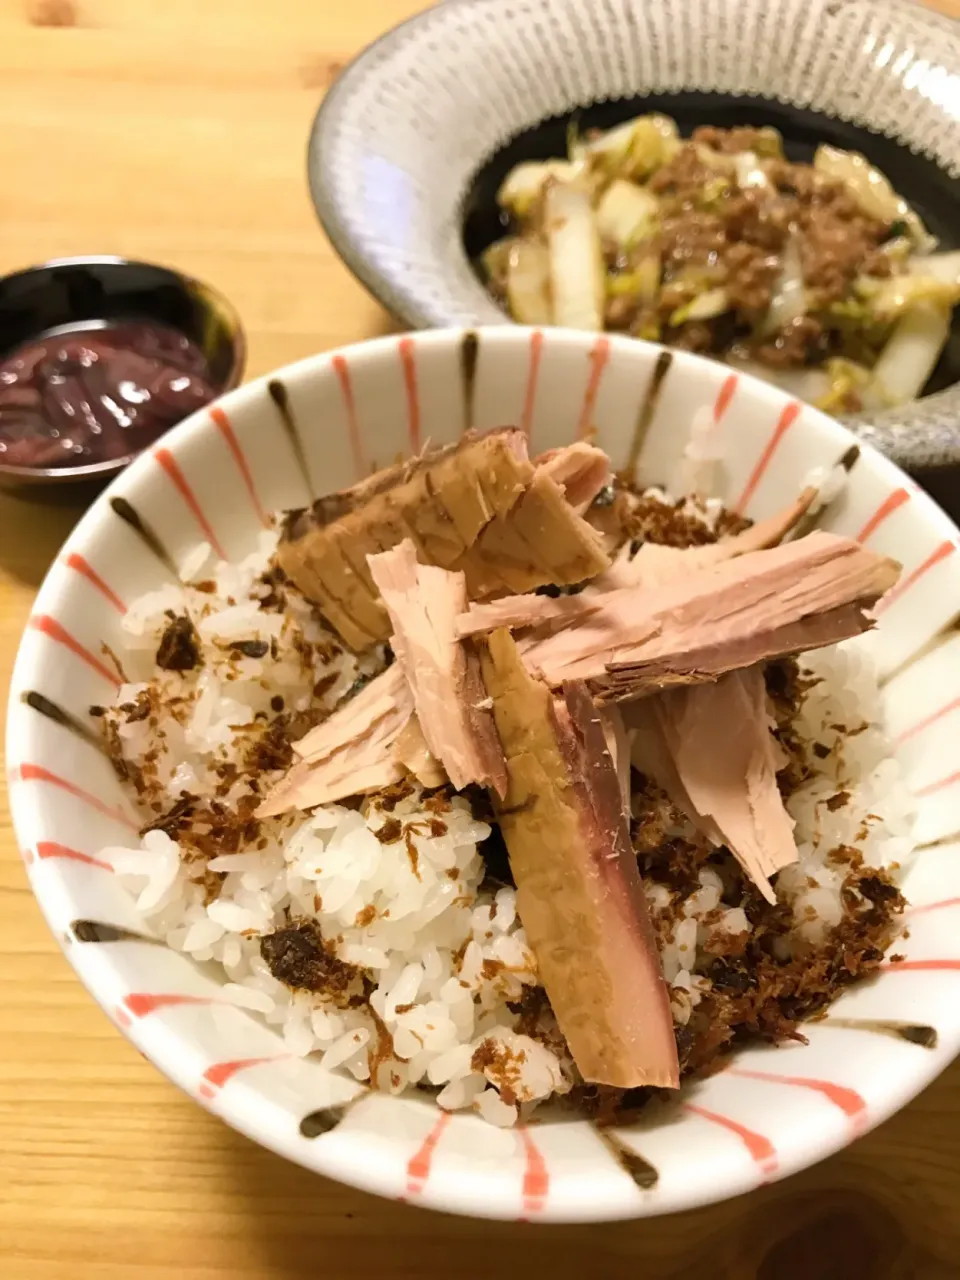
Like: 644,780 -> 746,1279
306,11 -> 450,333
0,254 -> 247,485
307,0 -> 960,473
9,323 -> 960,1221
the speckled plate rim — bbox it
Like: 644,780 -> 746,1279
307,0 -> 960,473
306,10 -> 460,331
307,0 -> 494,332
8,325 -> 960,1221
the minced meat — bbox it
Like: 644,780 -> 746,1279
500,124 -> 901,387
629,138 -> 890,362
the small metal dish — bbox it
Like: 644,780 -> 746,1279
0,255 -> 245,487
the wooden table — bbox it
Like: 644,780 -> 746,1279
2,1 -> 960,1275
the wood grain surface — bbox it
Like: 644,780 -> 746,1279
2,1 -> 960,1276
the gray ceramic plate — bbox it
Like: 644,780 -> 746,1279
309,0 -> 960,473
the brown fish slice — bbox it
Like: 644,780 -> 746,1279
277,428 -> 612,647
479,629 -> 679,1090
369,540 -> 506,796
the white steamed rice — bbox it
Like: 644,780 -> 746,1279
98,520 -> 915,1126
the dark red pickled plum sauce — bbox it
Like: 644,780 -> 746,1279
0,319 -> 217,470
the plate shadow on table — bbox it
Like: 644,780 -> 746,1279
216,1069 -> 960,1280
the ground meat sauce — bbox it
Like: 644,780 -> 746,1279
606,129 -> 890,368
487,122 -> 916,410
0,320 -> 216,470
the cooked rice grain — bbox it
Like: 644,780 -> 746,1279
97,521 -> 914,1126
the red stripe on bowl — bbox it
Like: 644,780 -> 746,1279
154,446 -> 227,560
914,770 -> 960,798
726,1068 -> 866,1128
210,406 -> 270,529
12,764 -> 137,829
198,1055 -> 286,1098
397,338 -> 421,454
520,329 -> 544,440
518,1126 -> 549,1214
909,897 -> 960,917
713,373 -> 738,423
576,336 -> 611,441
29,615 -> 120,688
735,401 -> 801,514
63,553 -> 126,613
895,697 -> 960,745
855,487 -> 910,543
405,1111 -> 450,1195
883,959 -> 960,972
123,992 -> 221,1018
876,540 -> 957,613
34,841 -> 113,871
683,1103 -> 777,1175
332,354 -> 367,480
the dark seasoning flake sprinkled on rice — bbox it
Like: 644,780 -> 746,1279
259,919 -> 369,1005
155,614 -> 203,672
95,558 -> 381,905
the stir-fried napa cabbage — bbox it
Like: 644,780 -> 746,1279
813,145 -> 937,254
542,180 -> 605,331
481,113 -> 958,411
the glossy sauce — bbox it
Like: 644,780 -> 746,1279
0,320 -> 216,469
